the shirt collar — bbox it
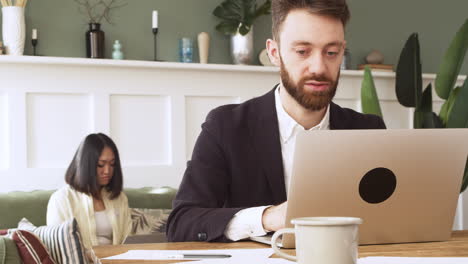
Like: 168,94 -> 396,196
275,85 -> 330,144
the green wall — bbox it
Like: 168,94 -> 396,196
0,0 -> 467,74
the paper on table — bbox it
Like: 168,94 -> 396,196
103,248 -> 274,260
358,257 -> 468,264
174,258 -> 295,264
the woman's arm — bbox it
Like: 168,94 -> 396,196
116,192 -> 133,243
46,190 -> 72,226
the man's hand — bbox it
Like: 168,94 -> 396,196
262,202 -> 287,231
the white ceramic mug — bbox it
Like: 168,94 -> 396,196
272,217 -> 362,264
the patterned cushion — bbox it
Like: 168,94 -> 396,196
18,218 -> 88,264
0,236 -> 21,264
12,230 -> 56,264
128,208 -> 171,243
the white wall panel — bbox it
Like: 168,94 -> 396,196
27,93 -> 92,168
433,101 -> 443,115
185,96 -> 240,159
380,101 -> 411,129
0,94 -> 8,170
110,95 -> 171,166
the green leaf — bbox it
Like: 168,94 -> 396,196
238,24 -> 251,35
439,86 -> 461,126
215,21 -> 240,35
242,0 -> 254,19
460,157 -> 468,193
413,110 -> 424,129
396,33 -> 422,108
414,85 -> 442,129
361,66 -> 383,117
447,78 -> 468,128
419,83 -> 433,113
213,0 -> 242,21
421,112 -> 444,128
253,0 -> 271,19
435,19 -> 468,100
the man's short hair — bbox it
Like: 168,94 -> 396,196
272,0 -> 350,42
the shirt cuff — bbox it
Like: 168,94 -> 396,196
224,206 -> 271,241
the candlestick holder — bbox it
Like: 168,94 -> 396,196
31,39 -> 38,56
152,28 -> 158,61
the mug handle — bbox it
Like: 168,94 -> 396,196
271,228 -> 297,262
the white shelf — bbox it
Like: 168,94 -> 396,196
0,55 -> 278,73
0,55 -> 464,81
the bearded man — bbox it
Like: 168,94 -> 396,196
167,0 -> 386,242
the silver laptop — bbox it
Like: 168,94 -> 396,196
251,129 -> 468,248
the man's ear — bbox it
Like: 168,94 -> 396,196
266,39 -> 281,67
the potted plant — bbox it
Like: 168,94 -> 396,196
360,19 -> 468,192
213,0 -> 271,65
395,19 -> 468,192
73,0 -> 126,58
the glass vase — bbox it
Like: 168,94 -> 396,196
86,23 -> 105,58
230,26 -> 253,65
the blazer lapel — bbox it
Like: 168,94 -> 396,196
329,102 -> 349,130
248,87 -> 287,204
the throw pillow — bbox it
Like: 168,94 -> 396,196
0,229 -> 16,238
0,236 -> 21,264
128,208 -> 171,243
12,230 -> 56,264
18,218 -> 88,264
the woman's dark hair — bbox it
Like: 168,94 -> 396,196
65,133 -> 123,200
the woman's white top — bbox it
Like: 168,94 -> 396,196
95,210 -> 113,245
46,185 -> 132,250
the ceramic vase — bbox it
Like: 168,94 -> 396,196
198,32 -> 210,64
2,6 -> 25,55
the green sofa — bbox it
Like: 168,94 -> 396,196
0,186 -> 177,229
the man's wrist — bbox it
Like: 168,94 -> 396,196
224,206 -> 271,241
261,205 -> 274,232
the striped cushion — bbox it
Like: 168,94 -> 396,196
18,218 -> 88,264
12,230 -> 55,264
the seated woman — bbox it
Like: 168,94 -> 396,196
47,133 -> 132,252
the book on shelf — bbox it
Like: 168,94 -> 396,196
358,64 -> 394,72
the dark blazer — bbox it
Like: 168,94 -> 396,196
166,87 -> 386,242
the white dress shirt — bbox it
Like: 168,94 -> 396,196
224,86 -> 330,241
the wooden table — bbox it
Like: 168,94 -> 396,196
93,231 -> 468,264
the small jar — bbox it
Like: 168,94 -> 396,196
179,37 -> 193,63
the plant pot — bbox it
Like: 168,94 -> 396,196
2,7 -> 25,55
230,26 -> 254,65
86,23 -> 105,59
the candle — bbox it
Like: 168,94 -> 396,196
32,29 -> 37,40
152,10 -> 158,29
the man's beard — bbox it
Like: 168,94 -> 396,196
280,57 -> 339,111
